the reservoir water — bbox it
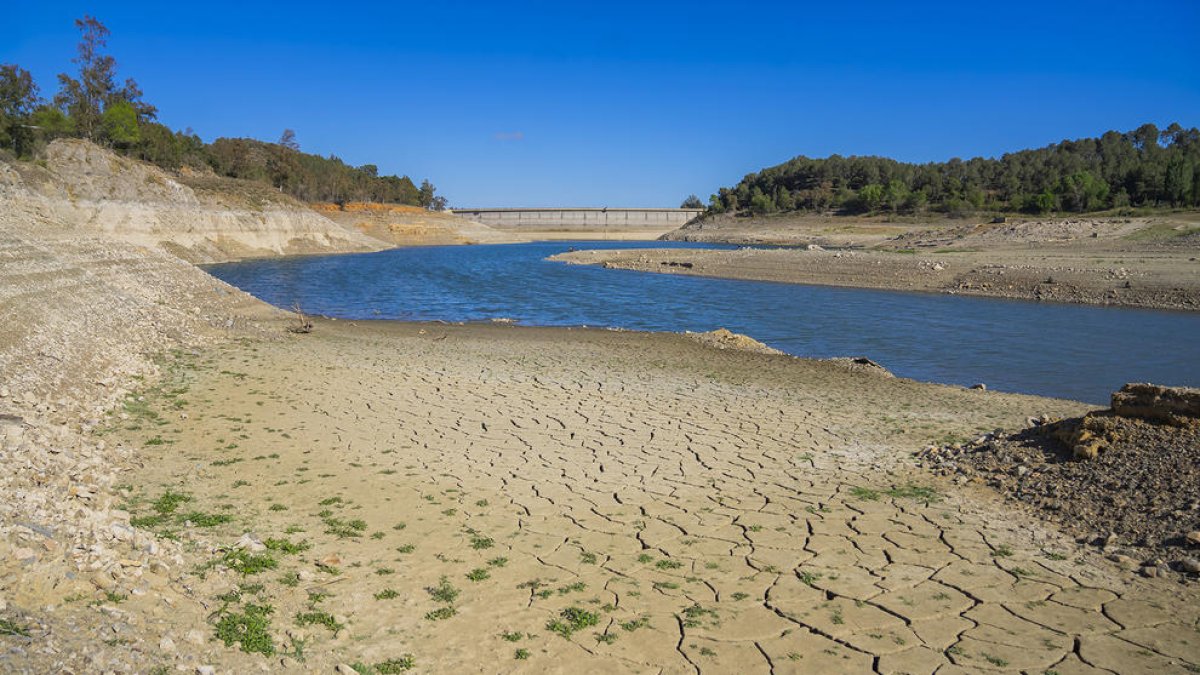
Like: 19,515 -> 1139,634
207,241 -> 1200,404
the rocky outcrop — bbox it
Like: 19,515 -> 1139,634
1111,382 -> 1200,424
1,140 -> 388,263
917,382 -> 1200,572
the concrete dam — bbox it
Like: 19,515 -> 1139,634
451,207 -> 703,239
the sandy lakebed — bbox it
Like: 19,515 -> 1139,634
558,214 -> 1200,311
6,317 -> 1199,673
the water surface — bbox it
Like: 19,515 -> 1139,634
207,241 -> 1200,404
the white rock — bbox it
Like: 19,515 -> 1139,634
234,533 -> 266,552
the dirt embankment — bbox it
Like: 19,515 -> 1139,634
311,202 -> 522,247
1,140 -> 389,263
553,214 -> 1200,310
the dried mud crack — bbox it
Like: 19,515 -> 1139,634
4,321 -> 1197,672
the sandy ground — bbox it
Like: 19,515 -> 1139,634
31,320 -> 1195,673
553,218 -> 1200,311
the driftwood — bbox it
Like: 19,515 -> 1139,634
287,303 -> 313,334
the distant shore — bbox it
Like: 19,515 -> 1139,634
553,214 -> 1200,311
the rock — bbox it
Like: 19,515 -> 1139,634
234,533 -> 265,552
159,636 -> 175,651
197,666 -> 216,675
185,629 -> 206,645
336,664 -> 357,675
1108,553 -> 1138,569
1186,531 -> 1200,547
1111,383 -> 1200,423
1181,558 -> 1200,574
1140,565 -> 1159,578
970,383 -> 986,390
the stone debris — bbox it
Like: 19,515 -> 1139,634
917,383 -> 1200,572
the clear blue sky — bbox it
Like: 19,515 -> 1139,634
5,1 -> 1198,207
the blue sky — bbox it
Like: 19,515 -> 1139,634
5,1 -> 1198,207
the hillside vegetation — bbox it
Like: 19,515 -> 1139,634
707,124 -> 1200,218
0,16 -> 442,209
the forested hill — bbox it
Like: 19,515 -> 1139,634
0,16 -> 442,208
707,124 -> 1200,218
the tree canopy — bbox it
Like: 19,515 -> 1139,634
706,124 -> 1200,217
0,15 -> 436,208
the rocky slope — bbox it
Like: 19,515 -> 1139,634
1,140 -> 388,263
0,161 -> 292,669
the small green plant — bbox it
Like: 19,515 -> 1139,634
580,551 -> 598,564
264,538 -> 311,554
798,570 -> 823,587
547,606 -> 600,638
466,568 -> 490,582
514,648 -> 530,660
993,545 -> 1014,558
636,553 -> 654,564
396,544 -> 416,554
269,504 -> 288,512
619,616 -> 651,632
596,632 -> 617,644
428,577 -> 460,604
214,603 -> 275,656
219,549 -> 279,576
848,486 -> 880,501
731,592 -> 750,601
982,654 -> 1009,667
470,535 -> 494,550
487,557 -> 508,567
501,630 -> 524,642
374,656 -> 416,673
0,618 -> 31,637
884,483 -> 941,503
680,604 -> 718,628
375,589 -> 400,600
425,606 -> 456,621
294,609 -> 343,633
376,568 -> 395,576
655,559 -> 683,570
279,571 -> 300,587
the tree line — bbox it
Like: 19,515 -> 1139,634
706,124 -> 1200,217
0,16 -> 443,208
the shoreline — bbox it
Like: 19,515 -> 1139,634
5,307 -> 1200,671
551,246 -> 1200,312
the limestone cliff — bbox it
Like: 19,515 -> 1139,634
0,140 -> 388,263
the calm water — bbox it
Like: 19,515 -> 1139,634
207,241 -> 1200,404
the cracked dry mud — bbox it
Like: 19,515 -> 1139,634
111,322 -> 1199,673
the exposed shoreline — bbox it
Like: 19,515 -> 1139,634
5,306 -> 1200,671
551,244 -> 1200,312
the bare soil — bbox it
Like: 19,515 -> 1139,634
553,214 -> 1200,311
